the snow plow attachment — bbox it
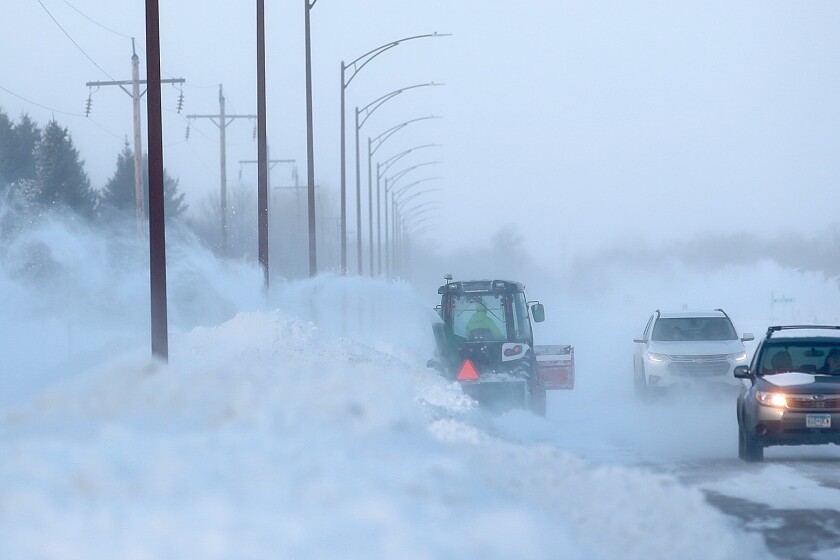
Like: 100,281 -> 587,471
535,345 -> 575,390
458,377 -> 529,414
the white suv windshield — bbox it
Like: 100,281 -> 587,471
651,317 -> 737,342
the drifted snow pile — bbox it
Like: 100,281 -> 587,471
1,309 -> 768,559
0,210 -> 768,559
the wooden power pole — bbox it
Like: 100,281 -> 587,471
86,38 -> 184,233
186,85 -> 255,256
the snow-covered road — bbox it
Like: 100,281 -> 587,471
498,390 -> 840,560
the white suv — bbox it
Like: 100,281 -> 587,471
633,310 -> 754,397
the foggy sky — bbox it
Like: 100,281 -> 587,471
3,1 -> 840,263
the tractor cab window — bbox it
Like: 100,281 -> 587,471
450,294 -> 507,341
511,293 -> 532,341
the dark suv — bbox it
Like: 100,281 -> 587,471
735,326 -> 840,462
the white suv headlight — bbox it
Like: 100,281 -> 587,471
729,352 -> 747,361
647,352 -> 668,363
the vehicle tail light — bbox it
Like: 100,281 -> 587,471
457,359 -> 479,381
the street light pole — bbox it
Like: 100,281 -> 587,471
354,85 -> 441,275
385,176 -> 442,276
392,188 -> 442,277
257,0 -> 269,289
367,116 -> 440,272
382,162 -> 442,273
339,33 -> 449,274
304,0 -> 318,276
373,150 -> 440,275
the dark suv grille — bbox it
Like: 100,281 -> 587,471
667,355 -> 731,377
786,395 -> 840,411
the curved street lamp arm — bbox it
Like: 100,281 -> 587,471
370,115 -> 441,156
403,214 -> 439,232
399,205 -> 442,226
343,33 -> 451,89
358,82 -> 442,130
405,223 -> 437,237
391,176 -> 443,198
396,187 -> 442,208
386,160 -> 443,190
408,223 -> 440,238
399,199 -> 442,215
379,147 -> 439,179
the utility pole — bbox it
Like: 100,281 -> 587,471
86,38 -> 184,234
240,159 -> 319,276
144,0 -> 168,361
240,156 -> 295,266
257,0 -> 269,289
239,156 -> 297,195
186,84 -> 255,256
304,0 -> 319,277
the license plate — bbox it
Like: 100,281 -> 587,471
806,414 -> 831,428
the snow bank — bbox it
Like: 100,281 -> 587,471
0,210 -> 770,558
1,302 -> 765,559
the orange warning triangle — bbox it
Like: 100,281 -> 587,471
457,359 -> 479,381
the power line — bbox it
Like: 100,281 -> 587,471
0,84 -> 132,143
0,83 -> 83,117
59,0 -> 132,39
35,0 -> 117,81
57,0 -> 200,87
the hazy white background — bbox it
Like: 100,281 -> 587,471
4,1 -> 840,263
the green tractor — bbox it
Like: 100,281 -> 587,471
431,275 -> 575,415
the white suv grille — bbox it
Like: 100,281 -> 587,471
667,355 -> 731,377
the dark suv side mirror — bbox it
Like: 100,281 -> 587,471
734,365 -> 752,379
531,303 -> 545,323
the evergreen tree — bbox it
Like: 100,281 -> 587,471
10,113 -> 39,182
151,157 -> 188,220
0,109 -> 13,188
33,120 -> 96,217
100,144 -> 188,220
100,141 -> 135,211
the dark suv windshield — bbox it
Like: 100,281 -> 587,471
651,317 -> 737,342
759,340 -> 840,375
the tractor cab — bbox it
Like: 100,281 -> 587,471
435,279 -> 544,373
431,277 -> 555,414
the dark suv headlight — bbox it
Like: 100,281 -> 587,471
755,391 -> 787,408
